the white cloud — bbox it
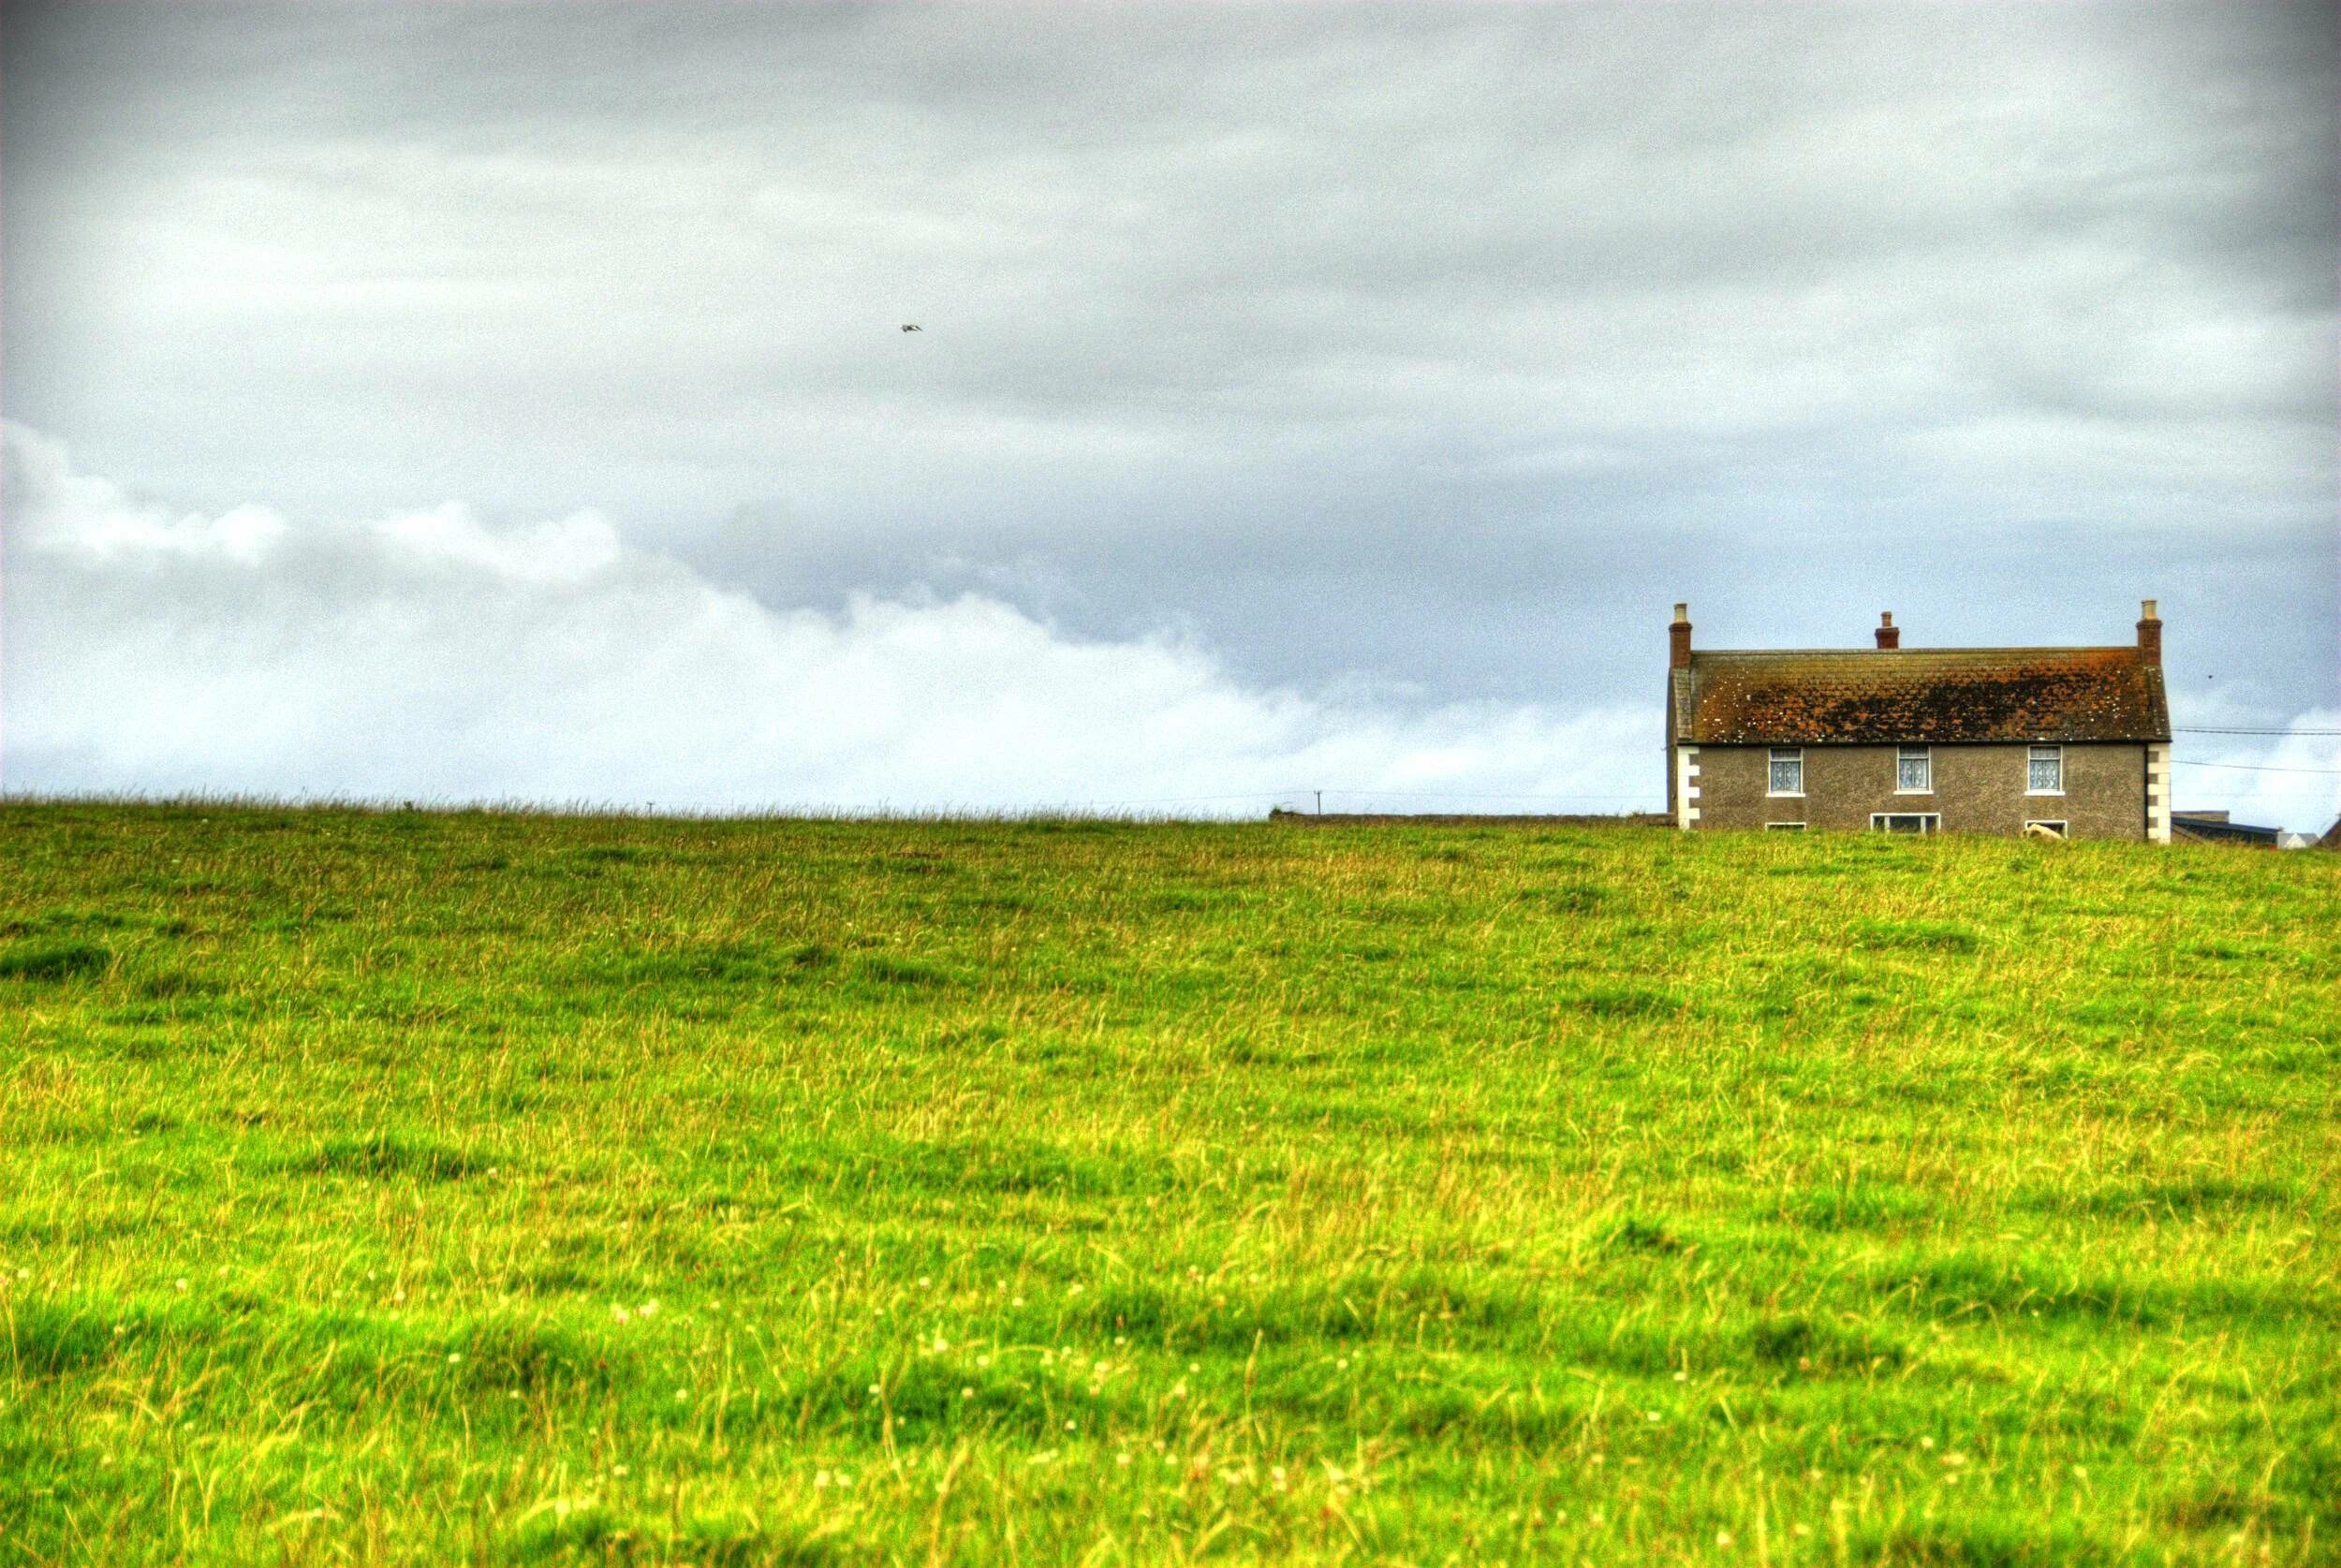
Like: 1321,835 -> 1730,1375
0,423 -> 1652,814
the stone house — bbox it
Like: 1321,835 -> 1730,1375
1666,602 -> 2172,841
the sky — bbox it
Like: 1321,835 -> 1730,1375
3,1 -> 2335,826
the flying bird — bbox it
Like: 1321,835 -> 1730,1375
901,324 -> 920,332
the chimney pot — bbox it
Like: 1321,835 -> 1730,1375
1875,612 -> 1900,651
2137,597 -> 2162,665
1669,603 -> 1692,670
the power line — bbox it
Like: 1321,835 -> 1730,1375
2174,726 -> 2341,737
2173,759 -> 2341,775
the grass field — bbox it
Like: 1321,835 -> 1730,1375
1,803 -> 2334,1566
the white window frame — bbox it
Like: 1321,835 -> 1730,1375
1870,813 -> 1941,835
1896,744 -> 1933,794
1767,747 -> 1804,798
1765,822 -> 1806,832
2024,820 -> 2068,839
2027,744 -> 2064,796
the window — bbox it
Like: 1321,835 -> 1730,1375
1768,747 -> 1804,796
2024,821 -> 2068,839
1870,813 -> 1940,834
1896,745 -> 1932,793
2028,744 -> 2064,794
1765,822 -> 1806,831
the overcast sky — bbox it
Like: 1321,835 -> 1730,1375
4,2 -> 2334,825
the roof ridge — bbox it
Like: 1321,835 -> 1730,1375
1691,645 -> 2138,658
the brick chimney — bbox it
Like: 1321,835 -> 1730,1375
2137,598 -> 2161,665
1875,612 -> 1899,650
1670,603 -> 1692,671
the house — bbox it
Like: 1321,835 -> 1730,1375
1666,601 -> 2172,840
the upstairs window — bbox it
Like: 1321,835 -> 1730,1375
1768,747 -> 1804,796
2028,744 -> 2064,794
1897,745 -> 1932,793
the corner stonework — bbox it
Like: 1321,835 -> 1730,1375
2145,743 -> 2171,843
1674,745 -> 1701,830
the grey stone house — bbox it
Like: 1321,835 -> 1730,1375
1665,602 -> 2172,841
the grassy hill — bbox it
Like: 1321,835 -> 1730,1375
1,804 -> 2334,1565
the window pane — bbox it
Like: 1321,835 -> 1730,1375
1898,748 -> 1930,790
1770,755 -> 1801,793
2028,746 -> 2061,791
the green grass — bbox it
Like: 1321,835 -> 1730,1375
0,802 -> 2334,1566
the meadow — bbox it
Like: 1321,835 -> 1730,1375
0,803 -> 2334,1566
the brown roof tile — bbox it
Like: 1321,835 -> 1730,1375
1678,647 -> 2171,745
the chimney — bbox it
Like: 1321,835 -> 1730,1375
1875,612 -> 1899,650
1670,603 -> 1692,671
2137,598 -> 2161,665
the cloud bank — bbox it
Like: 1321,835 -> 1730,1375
2,424 -> 1651,814
8,424 -> 2328,828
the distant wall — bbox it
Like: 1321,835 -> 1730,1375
1270,811 -> 1671,828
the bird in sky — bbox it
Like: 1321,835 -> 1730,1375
901,324 -> 920,332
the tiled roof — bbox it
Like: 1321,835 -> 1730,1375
1674,647 -> 2171,745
